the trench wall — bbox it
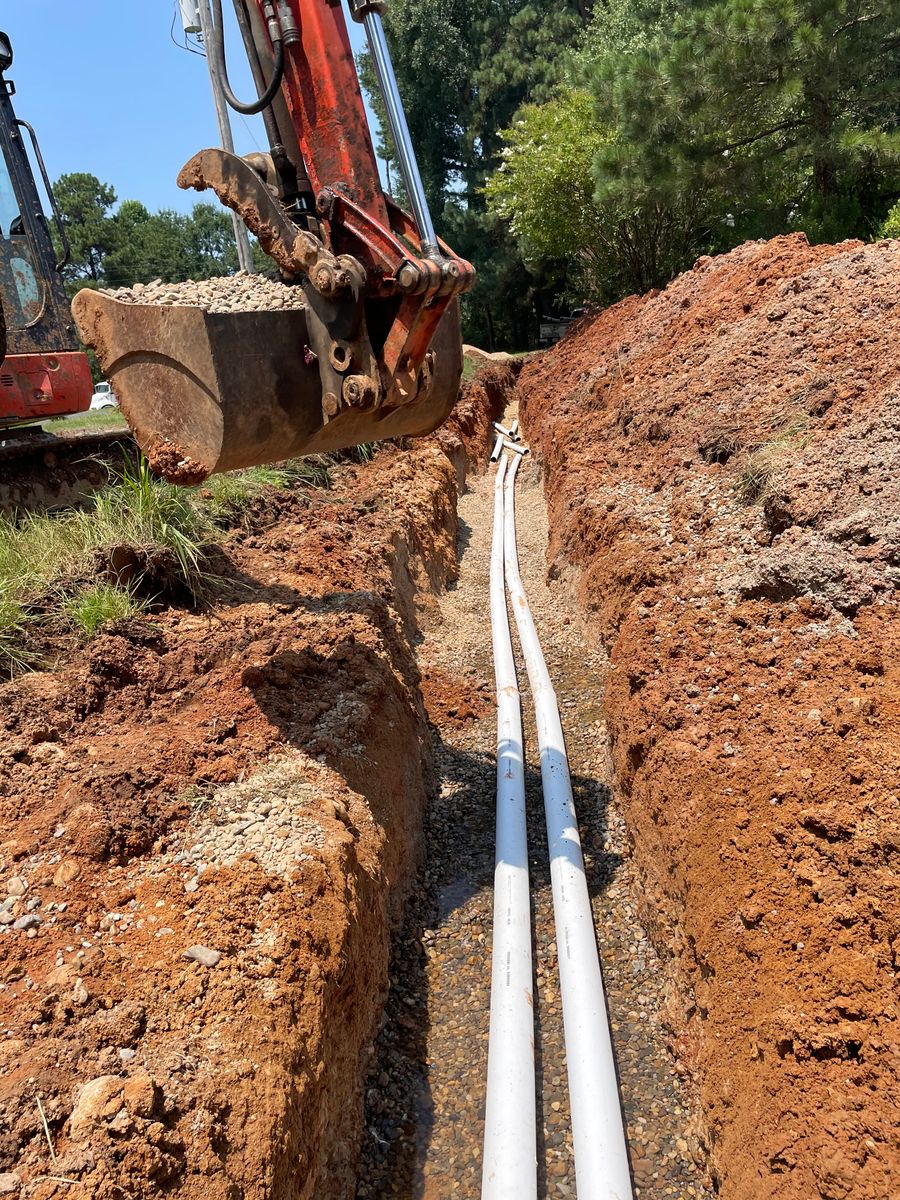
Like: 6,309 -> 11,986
0,367 -> 513,1198
518,235 -> 900,1200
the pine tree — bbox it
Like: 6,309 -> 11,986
586,0 -> 900,243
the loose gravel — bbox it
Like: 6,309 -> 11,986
357,407 -> 715,1199
103,271 -> 306,313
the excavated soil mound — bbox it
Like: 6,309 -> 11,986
518,234 -> 900,1200
0,371 -> 510,1199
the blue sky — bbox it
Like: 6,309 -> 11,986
5,2 -> 379,214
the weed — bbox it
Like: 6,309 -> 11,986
83,458 -> 214,596
0,509 -> 86,595
735,413 -> 811,505
65,581 -> 145,636
282,456 -> 333,487
201,458 -> 332,522
0,590 -> 34,678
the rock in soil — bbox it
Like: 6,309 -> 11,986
518,232 -> 900,1200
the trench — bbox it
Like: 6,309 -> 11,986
357,404 -> 715,1199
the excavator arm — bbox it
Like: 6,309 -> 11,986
72,0 -> 473,483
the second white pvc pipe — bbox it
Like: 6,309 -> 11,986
503,455 -> 634,1200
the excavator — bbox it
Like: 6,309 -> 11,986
71,0 -> 474,485
0,31 -> 93,428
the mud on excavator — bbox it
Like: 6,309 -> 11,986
72,0 -> 474,485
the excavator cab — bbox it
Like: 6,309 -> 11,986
73,0 -> 473,483
0,31 -> 93,426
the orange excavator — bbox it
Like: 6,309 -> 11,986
0,31 -> 93,429
73,0 -> 474,485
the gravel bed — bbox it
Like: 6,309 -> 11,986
357,407 -> 715,1198
103,271 -> 306,312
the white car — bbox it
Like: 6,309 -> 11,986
89,381 -> 119,411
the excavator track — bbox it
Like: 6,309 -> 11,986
0,424 -> 135,514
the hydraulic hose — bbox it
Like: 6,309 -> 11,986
210,0 -> 285,116
232,0 -> 287,156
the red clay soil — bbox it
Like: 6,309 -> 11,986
0,369 -> 509,1199
518,234 -> 900,1200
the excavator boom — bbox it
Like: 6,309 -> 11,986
73,0 -> 473,483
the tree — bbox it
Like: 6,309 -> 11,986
104,204 -> 194,287
880,197 -> 900,237
362,0 -> 586,206
359,0 -> 591,346
586,0 -> 900,246
486,90 -> 609,301
54,173 -> 118,281
53,176 -> 246,290
186,202 -> 241,277
486,87 -> 708,301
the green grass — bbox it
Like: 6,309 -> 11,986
65,581 -> 145,635
88,458 -> 214,595
201,458 -> 332,522
42,410 -> 128,434
0,449 -> 343,677
462,353 -> 481,383
0,458 -> 214,672
0,589 -> 34,679
0,508 -> 88,595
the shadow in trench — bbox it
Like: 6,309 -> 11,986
356,727 -> 623,1199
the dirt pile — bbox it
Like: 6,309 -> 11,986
518,233 -> 900,1200
0,375 -> 508,1198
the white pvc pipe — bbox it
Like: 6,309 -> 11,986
503,456 -> 634,1200
481,456 -> 537,1200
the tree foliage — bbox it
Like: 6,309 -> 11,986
880,197 -> 900,237
360,0 -> 591,346
54,174 -> 245,289
486,0 -> 899,313
488,88 -> 702,300
485,86 -> 706,299
586,0 -> 900,244
53,173 -> 118,281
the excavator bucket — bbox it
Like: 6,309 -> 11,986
71,289 -> 462,485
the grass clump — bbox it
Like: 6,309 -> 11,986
0,590 -> 34,678
0,458 -> 215,673
735,413 -> 810,506
87,458 -> 213,593
0,446 -> 341,676
202,458 -> 332,521
65,581 -> 145,636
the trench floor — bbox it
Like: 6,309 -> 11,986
357,424 -> 715,1200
